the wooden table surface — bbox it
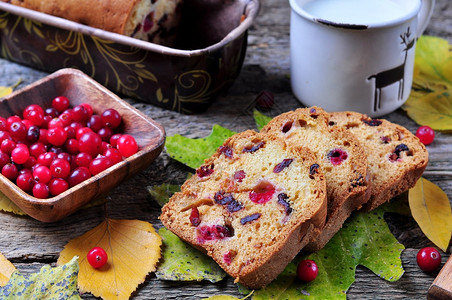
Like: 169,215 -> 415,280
0,0 -> 451,299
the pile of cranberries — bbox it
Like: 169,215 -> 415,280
0,96 -> 138,199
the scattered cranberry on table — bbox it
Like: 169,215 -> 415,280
0,96 -> 139,199
416,247 -> 442,272
297,259 -> 318,282
416,125 -> 435,145
87,246 -> 108,269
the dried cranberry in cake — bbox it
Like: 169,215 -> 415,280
249,180 -> 275,204
196,164 -> 214,178
214,191 -> 243,212
277,193 -> 293,215
389,143 -> 410,162
309,108 -> 319,118
309,164 -> 320,178
214,190 -> 232,205
243,141 -> 265,153
327,149 -> 348,166
219,145 -> 233,158
380,136 -> 391,144
190,207 -> 201,227
197,225 -> 233,243
362,118 -> 382,126
350,174 -> 365,188
223,250 -> 237,265
273,158 -> 293,173
233,170 -> 246,182
240,213 -> 262,225
282,121 -> 293,133
227,200 -> 243,213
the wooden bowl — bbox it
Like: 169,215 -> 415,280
0,68 -> 165,222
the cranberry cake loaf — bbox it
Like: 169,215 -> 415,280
329,111 -> 428,211
261,107 -> 371,252
4,0 -> 183,46
160,130 -> 327,289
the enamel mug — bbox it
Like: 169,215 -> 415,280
289,0 -> 435,117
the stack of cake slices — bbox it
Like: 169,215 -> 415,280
160,106 -> 428,289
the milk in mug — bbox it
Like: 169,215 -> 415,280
302,0 -> 406,24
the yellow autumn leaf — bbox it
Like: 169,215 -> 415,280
57,219 -> 162,300
0,80 -> 22,98
0,252 -> 16,287
402,36 -> 452,131
0,86 -> 13,98
408,177 -> 452,252
0,191 -> 26,216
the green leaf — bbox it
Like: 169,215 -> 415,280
147,183 -> 181,207
402,36 -> 452,130
0,256 -> 81,299
165,124 -> 236,169
253,110 -> 272,131
156,228 -> 227,283
251,203 -> 405,299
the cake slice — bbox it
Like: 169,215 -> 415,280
261,107 -> 371,252
4,0 -> 183,46
160,130 -> 327,289
329,111 -> 428,211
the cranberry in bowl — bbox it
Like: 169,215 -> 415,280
0,69 -> 165,222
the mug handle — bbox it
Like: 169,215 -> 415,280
417,0 -> 436,37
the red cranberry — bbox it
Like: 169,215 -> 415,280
9,121 -> 27,141
78,132 -> 102,157
297,259 -> 318,282
67,167 -> 91,187
416,126 -> 435,145
101,108 -> 122,129
11,146 -> 30,165
249,181 -> 275,204
33,165 -> 52,184
16,172 -> 34,192
52,96 -> 70,112
327,149 -> 348,166
49,178 -> 69,196
116,134 -> 138,158
0,152 -> 10,169
417,247 -> 441,272
89,156 -> 114,175
32,182 -> 49,199
190,207 -> 201,227
87,246 -> 108,269
2,163 -> 19,181
47,127 -> 67,146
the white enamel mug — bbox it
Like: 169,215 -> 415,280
289,0 -> 435,117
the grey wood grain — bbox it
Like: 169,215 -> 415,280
0,0 -> 451,299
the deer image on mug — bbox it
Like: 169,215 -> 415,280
367,27 -> 415,112
289,0 -> 435,117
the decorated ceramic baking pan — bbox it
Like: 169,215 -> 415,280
0,0 -> 259,114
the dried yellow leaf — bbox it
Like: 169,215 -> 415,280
0,252 -> 16,287
57,219 -> 162,300
0,86 -> 13,99
0,191 -> 26,216
409,178 -> 452,252
402,36 -> 452,130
